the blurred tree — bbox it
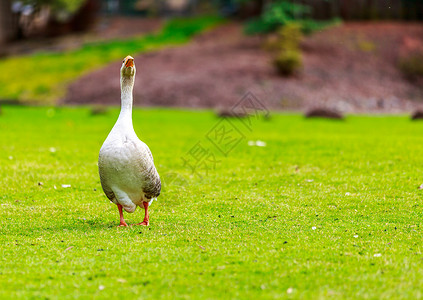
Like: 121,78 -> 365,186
242,0 -> 341,35
233,0 -> 266,17
244,0 -> 312,34
44,0 -> 100,36
0,0 -> 20,45
2,0 -> 99,39
21,0 -> 86,21
228,0 -> 423,21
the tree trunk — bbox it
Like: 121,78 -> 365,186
0,0 -> 20,48
0,0 -> 19,46
238,0 -> 265,18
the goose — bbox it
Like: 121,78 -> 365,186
98,55 -> 161,227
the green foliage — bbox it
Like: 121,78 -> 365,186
273,49 -> 302,75
270,24 -> 303,76
357,39 -> 377,52
262,0 -> 311,25
158,16 -> 223,40
399,52 -> 423,78
0,16 -> 222,104
245,17 -> 276,35
2,107 -> 423,298
299,18 -> 342,35
244,0 -> 340,35
275,23 -> 302,49
23,0 -> 86,14
244,0 -> 310,35
49,0 -> 85,13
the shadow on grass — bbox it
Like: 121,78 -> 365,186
3,218 -> 121,236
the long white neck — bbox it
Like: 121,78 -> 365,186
117,76 -> 134,127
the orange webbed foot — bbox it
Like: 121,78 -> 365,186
133,221 -> 149,226
118,221 -> 129,227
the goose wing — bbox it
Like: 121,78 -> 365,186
132,139 -> 161,199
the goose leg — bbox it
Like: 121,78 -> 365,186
134,201 -> 149,226
117,204 -> 128,227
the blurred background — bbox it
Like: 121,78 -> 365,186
0,0 -> 423,114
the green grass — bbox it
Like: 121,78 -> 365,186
0,16 -> 222,104
1,106 -> 423,299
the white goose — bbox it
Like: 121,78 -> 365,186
98,55 -> 161,227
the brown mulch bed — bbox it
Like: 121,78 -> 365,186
64,21 -> 423,113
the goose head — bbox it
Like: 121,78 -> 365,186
121,55 -> 136,78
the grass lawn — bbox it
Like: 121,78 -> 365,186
1,106 -> 423,299
0,16 -> 221,104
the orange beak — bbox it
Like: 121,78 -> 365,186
124,56 -> 134,67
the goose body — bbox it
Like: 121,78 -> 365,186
98,56 -> 161,226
